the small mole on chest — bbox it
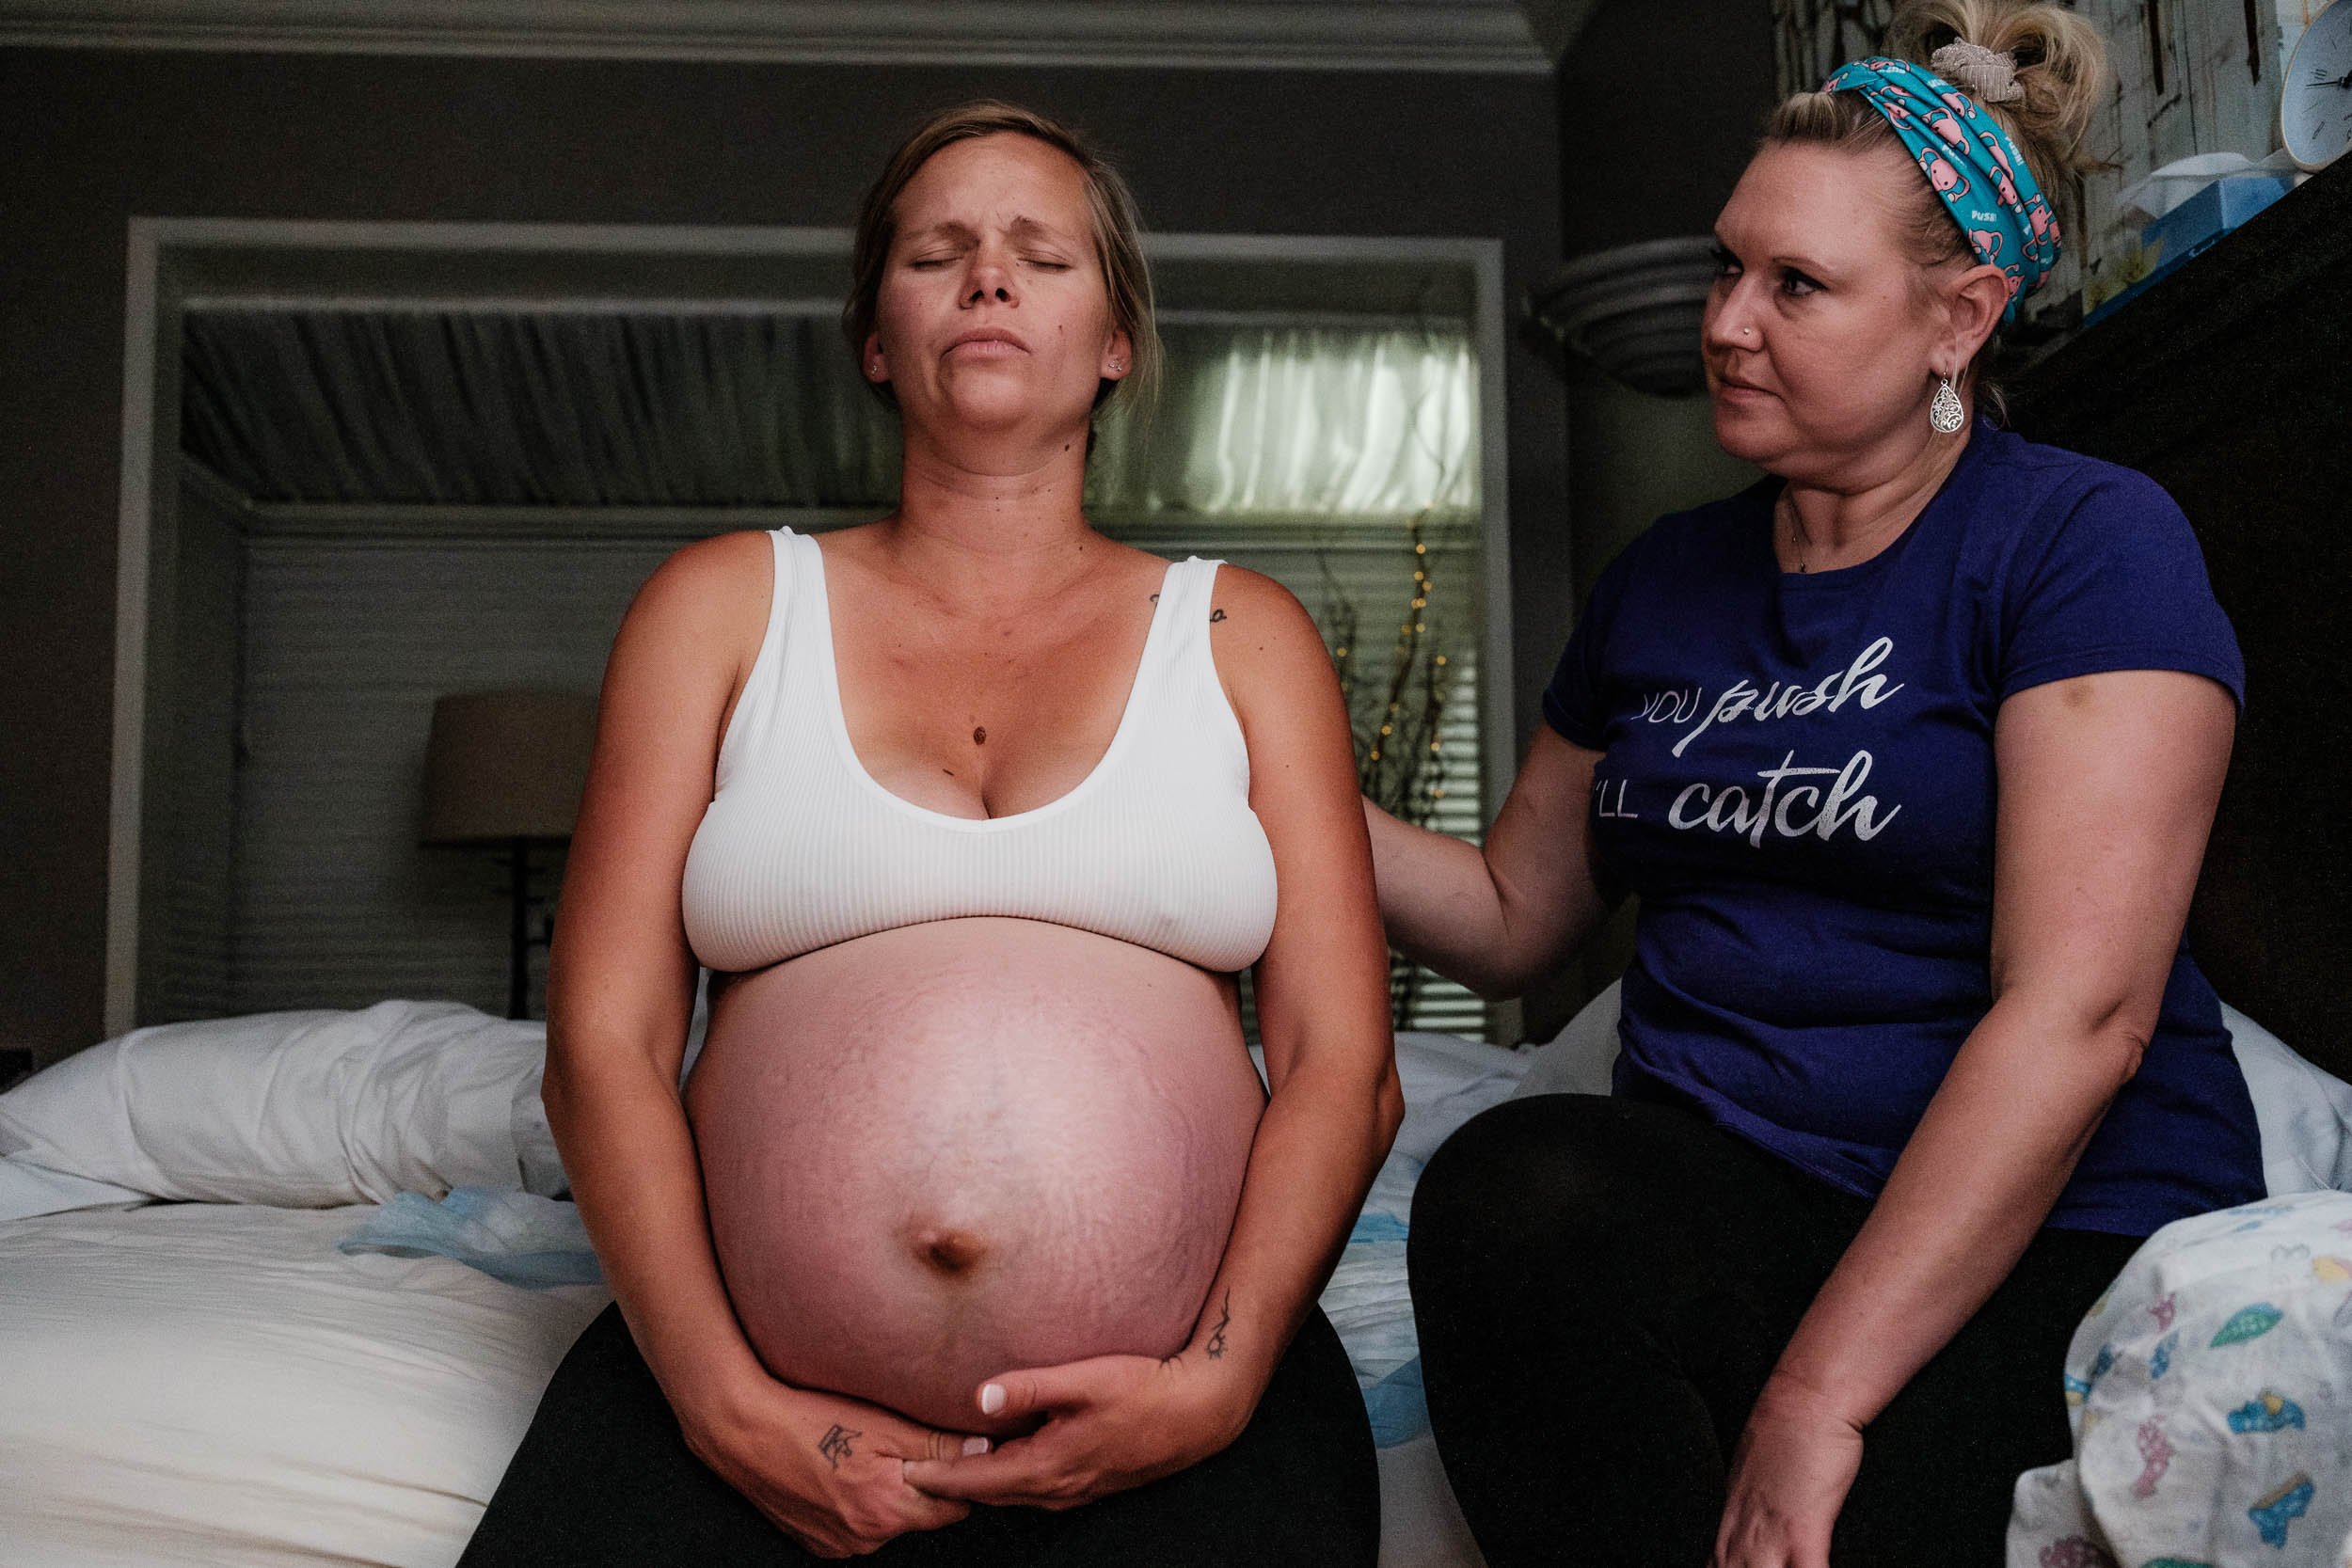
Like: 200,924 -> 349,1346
973,726 -> 987,745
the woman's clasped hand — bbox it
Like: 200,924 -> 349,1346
683,1380 -> 980,1559
901,1348 -> 1255,1511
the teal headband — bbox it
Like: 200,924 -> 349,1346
1821,55 -> 2059,324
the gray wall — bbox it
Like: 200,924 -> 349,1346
1557,0 -> 1775,256
1525,0 -> 1777,1035
0,46 -> 1563,1059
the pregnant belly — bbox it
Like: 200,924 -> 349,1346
685,918 -> 1264,1433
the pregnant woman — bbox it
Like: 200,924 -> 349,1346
460,102 -> 1398,1566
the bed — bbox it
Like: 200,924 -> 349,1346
0,999 -> 1549,1568
4,987 -> 2344,1568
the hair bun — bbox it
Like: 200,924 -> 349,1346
1888,0 -> 2114,195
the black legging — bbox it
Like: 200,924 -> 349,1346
1407,1094 -> 2142,1568
459,1303 -> 1378,1567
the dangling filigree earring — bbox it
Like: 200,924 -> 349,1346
1930,374 -> 1965,435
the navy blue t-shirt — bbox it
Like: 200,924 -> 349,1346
1544,420 -> 2263,1236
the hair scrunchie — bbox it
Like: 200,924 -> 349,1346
1821,55 -> 2060,324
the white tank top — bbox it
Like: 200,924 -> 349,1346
681,529 -> 1279,974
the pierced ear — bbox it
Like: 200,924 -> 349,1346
1101,326 -> 1134,382
863,331 -> 890,385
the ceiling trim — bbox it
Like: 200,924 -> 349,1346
0,0 -> 1555,73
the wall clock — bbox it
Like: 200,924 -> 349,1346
2283,0 -> 2352,171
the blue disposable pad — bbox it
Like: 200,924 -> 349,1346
339,1186 -> 604,1289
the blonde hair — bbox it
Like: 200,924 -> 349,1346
842,100 -> 1161,427
1763,0 -> 2113,390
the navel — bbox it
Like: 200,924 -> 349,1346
911,1225 -> 991,1275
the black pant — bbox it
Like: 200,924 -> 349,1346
459,1303 -> 1378,1567
1407,1094 -> 2142,1568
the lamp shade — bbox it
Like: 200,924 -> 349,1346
421,690 -> 597,845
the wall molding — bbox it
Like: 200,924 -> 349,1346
0,0 -> 1557,73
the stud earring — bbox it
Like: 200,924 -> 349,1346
1930,374 -> 1965,435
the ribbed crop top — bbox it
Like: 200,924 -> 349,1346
680,529 -> 1280,974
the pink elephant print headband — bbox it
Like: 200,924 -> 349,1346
1822,55 -> 2060,323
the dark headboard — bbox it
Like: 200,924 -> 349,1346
2010,159 -> 2352,1079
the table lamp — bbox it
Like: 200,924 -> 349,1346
421,689 -> 597,1019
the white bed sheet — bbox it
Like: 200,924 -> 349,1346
0,1203 -> 605,1568
0,1167 -> 1490,1568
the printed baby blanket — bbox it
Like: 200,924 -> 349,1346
2010,1189 -> 2352,1566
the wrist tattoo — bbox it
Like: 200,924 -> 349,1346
1206,1291 -> 1232,1359
817,1424 -> 860,1469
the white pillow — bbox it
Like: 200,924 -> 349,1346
0,1000 -> 557,1207
2225,1002 -> 2352,1196
1390,1030 -> 1531,1164
1511,980 -> 1622,1100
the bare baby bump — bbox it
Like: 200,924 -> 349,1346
685,918 -> 1264,1433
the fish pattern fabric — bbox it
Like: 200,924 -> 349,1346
2010,1189 -> 2352,1566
